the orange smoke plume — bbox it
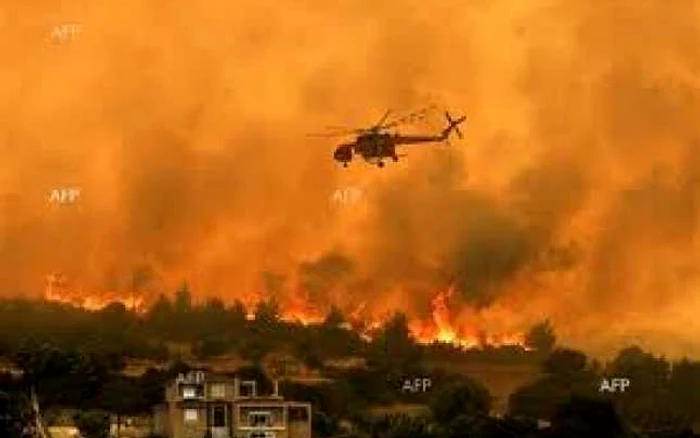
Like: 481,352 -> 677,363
7,0 -> 700,359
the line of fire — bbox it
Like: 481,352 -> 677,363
1,276 -> 698,438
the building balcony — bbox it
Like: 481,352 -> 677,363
237,426 -> 287,431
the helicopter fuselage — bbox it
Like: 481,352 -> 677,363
332,133 -> 398,168
355,133 -> 397,162
330,110 -> 465,168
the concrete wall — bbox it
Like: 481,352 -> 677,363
287,421 -> 311,438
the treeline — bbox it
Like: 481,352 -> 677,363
0,344 -> 275,438
0,284 -> 551,367
0,341 -> 177,438
4,343 -> 700,437
0,285 -> 367,364
307,347 -> 700,438
2,291 -> 700,437
510,347 -> 700,435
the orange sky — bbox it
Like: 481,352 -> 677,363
2,0 -> 700,357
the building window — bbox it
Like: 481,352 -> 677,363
249,412 -> 272,427
184,409 -> 198,422
212,405 -> 226,427
182,387 -> 197,399
210,383 -> 225,398
240,381 -> 256,397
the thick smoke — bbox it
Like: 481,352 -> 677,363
2,0 -> 700,356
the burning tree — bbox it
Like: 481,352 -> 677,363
524,319 -> 556,354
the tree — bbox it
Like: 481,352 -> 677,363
383,415 -> 433,438
12,341 -> 109,407
312,411 -> 338,438
0,390 -> 32,438
316,307 -> 363,358
293,336 -> 325,370
509,378 -> 570,421
73,410 -> 111,438
368,313 -> 422,381
146,294 -> 174,336
100,376 -> 146,437
194,336 -> 231,359
228,300 -> 248,326
97,302 -> 131,323
438,414 -> 516,438
140,368 -> 168,407
254,299 -> 280,326
165,360 -> 192,379
429,379 -> 491,425
543,348 -> 587,376
170,283 -> 196,341
174,283 -> 193,314
322,306 -> 345,328
606,346 -> 673,429
192,297 -> 235,355
238,336 -> 273,365
669,359 -> 700,423
550,396 -> 627,438
509,348 -> 597,421
524,320 -> 556,354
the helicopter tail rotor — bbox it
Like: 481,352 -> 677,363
443,111 -> 466,140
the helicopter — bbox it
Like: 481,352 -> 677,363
312,108 -> 466,168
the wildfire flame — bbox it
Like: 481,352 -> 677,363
278,291 -> 326,325
45,273 -> 146,313
43,274 -> 526,349
409,284 -> 527,349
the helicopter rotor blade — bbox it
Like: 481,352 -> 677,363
323,125 -> 354,131
306,132 -> 347,138
374,109 -> 393,129
382,105 -> 438,129
307,126 -> 370,137
307,129 -> 363,137
311,105 -> 440,138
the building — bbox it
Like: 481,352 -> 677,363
154,370 -> 312,438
